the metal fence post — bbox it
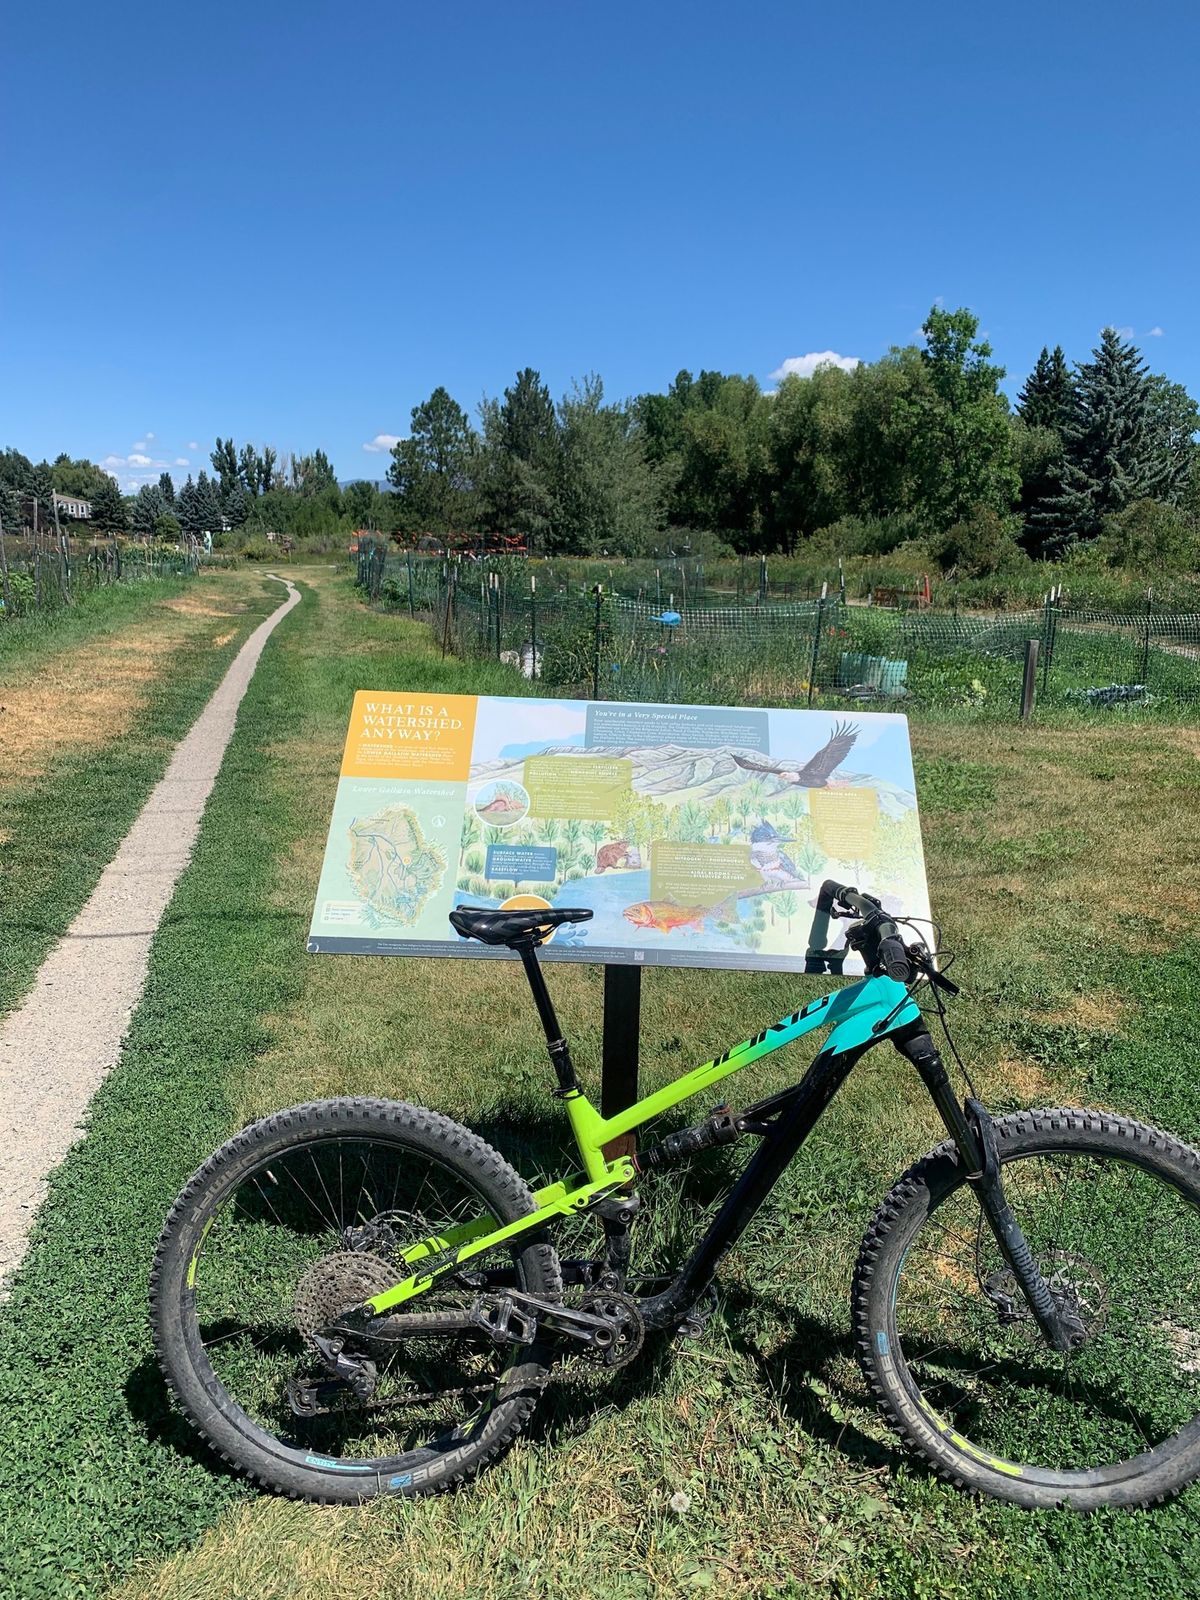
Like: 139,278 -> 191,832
592,584 -> 603,700
406,550 -> 415,617
806,581 -> 828,708
530,576 -> 538,681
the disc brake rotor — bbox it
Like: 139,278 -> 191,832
983,1250 -> 1109,1343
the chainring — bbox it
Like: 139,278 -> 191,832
293,1250 -> 399,1349
578,1289 -> 645,1369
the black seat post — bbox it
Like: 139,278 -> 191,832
514,939 -> 579,1096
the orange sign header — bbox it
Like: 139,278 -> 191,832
339,691 -> 478,782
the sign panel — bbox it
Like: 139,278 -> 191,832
307,693 -> 930,973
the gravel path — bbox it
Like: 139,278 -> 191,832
0,575 -> 301,1288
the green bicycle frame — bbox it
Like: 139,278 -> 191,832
364,972 -> 921,1317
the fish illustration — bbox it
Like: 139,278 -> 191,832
622,899 -> 711,934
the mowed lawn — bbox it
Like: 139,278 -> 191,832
2,566 -> 1199,1599
0,568 -> 284,1018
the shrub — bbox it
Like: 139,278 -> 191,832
928,505 -> 1028,577
1099,499 -> 1199,571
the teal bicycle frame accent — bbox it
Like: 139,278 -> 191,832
366,973 -> 921,1316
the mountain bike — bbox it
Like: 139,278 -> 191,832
151,884 -> 1200,1510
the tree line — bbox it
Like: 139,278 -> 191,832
377,307 -> 1198,571
2,304 -> 1196,573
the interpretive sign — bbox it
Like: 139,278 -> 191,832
308,693 -> 930,973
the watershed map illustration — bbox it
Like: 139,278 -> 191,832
308,692 -> 931,974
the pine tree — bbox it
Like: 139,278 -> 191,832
176,475 -> 201,537
158,471 -> 175,504
1017,346 -> 1072,432
195,470 -> 224,534
92,475 -> 128,534
225,481 -> 249,527
131,483 -> 167,540
1032,329 -> 1166,548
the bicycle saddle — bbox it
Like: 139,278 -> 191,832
448,906 -> 594,946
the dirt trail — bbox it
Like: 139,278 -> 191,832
0,576 -> 300,1288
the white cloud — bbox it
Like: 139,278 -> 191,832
132,440 -> 147,453
1104,325 -> 1136,339
363,433 -> 402,453
769,351 -> 861,382
187,440 -> 199,451
174,457 -> 190,467
1147,325 -> 1165,337
128,452 -> 153,467
101,454 -> 127,469
146,431 -> 155,440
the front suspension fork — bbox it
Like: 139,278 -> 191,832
893,1026 -> 1086,1354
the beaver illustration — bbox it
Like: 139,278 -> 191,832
595,841 -> 642,873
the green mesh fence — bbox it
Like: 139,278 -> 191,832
0,533 -> 202,622
355,543 -> 1200,715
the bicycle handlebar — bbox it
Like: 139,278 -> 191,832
817,878 -> 914,985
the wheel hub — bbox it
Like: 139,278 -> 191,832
983,1250 -> 1109,1345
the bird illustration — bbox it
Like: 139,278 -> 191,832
749,821 -> 805,888
732,721 -> 859,789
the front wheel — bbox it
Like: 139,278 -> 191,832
151,1098 -> 560,1502
854,1108 -> 1200,1509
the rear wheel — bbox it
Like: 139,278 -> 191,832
854,1108 -> 1200,1508
151,1098 -> 560,1502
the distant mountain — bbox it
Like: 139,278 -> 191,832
471,743 -> 916,817
338,479 -> 393,492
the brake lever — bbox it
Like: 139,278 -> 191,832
911,949 -> 959,996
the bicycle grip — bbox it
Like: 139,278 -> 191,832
876,932 -> 914,985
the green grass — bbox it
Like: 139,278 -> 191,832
2,572 -> 1200,1598
0,571 -> 281,1016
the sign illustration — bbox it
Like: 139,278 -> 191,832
308,694 -> 930,973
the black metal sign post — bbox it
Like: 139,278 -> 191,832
601,964 -> 642,1160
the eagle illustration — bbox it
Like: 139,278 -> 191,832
731,721 -> 860,789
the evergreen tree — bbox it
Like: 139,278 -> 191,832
225,481 -> 249,528
92,475 -> 128,534
1018,346 -> 1073,432
195,470 -> 224,534
131,483 -> 167,540
1034,329 -> 1167,548
176,476 -> 201,537
479,368 -> 561,547
31,460 -> 56,523
158,471 -> 175,504
388,388 -> 480,532
0,479 -> 23,533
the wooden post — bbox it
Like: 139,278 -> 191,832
1021,638 -> 1040,720
601,964 -> 641,1160
1141,585 -> 1154,683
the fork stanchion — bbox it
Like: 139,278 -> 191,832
601,964 -> 641,1161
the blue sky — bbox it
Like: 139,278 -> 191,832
2,0 -> 1196,492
